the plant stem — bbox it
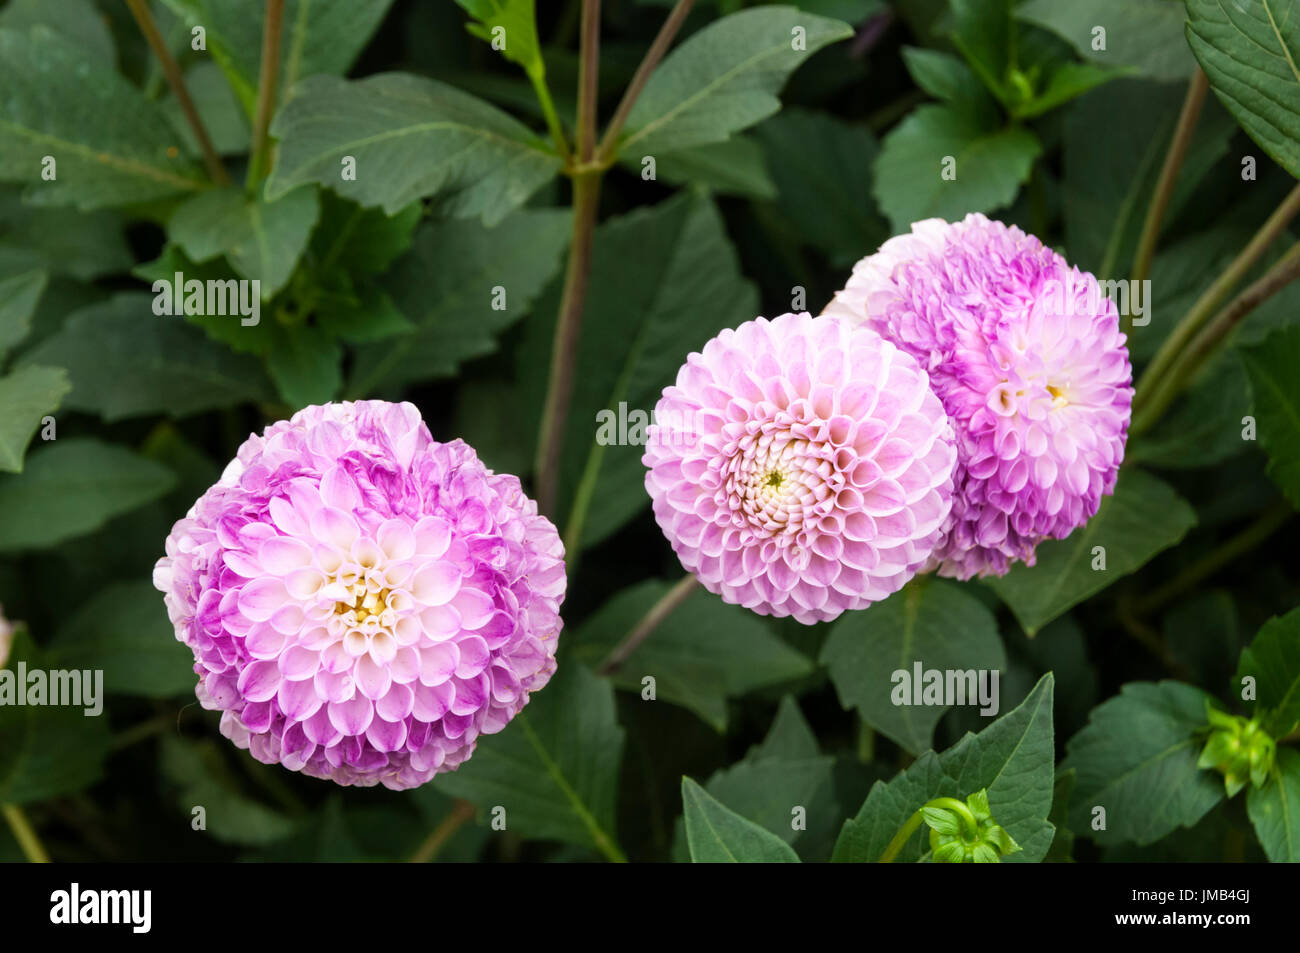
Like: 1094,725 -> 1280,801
596,0 -> 696,161
878,808 -> 924,863
926,797 -> 979,838
575,0 -> 601,163
2,804 -> 50,863
246,0 -> 285,192
529,69 -> 572,161
1134,500 -> 1293,616
1130,69 -> 1208,288
534,173 -> 601,514
1132,240 -> 1300,434
597,575 -> 697,675
1133,182 -> 1300,425
109,714 -> 171,752
408,799 -> 476,863
124,0 -> 231,185
535,0 -> 603,514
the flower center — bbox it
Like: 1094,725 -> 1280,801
726,433 -> 834,539
1046,383 -> 1068,408
334,581 -> 392,624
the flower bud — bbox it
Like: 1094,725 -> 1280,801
924,789 -> 1021,863
1198,705 -> 1275,797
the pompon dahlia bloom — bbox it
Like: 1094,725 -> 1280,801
824,213 -> 1133,579
643,312 -> 956,624
153,401 -> 565,790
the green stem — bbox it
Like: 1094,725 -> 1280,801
574,0 -> 601,164
1129,69 -> 1208,290
408,799 -> 476,863
533,0 -> 602,515
878,809 -> 924,863
246,0 -> 285,193
125,0 -> 231,185
926,797 -> 979,838
1134,500 -> 1293,616
879,796 -> 983,862
529,68 -> 571,161
596,574 -> 697,675
533,173 -> 602,514
1133,182 -> 1300,427
109,714 -> 171,752
1132,240 -> 1300,434
596,0 -> 696,161
2,804 -> 50,863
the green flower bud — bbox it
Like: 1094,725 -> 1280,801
923,789 -> 1021,864
1197,703 -> 1276,797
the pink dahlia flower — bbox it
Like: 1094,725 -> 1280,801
153,401 -> 565,790
643,312 -> 956,624
824,214 -> 1133,578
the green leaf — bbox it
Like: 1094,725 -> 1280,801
754,108 -> 889,267
1126,351 -> 1251,469
1063,79 -> 1235,279
900,46 -> 999,122
170,187 -> 321,298
1239,326 -> 1300,509
455,0 -> 544,78
0,190 -> 130,282
645,136 -> 778,200
315,285 -> 414,345
159,0 -> 396,115
131,245 -> 275,356
1236,607 -> 1300,738
1018,0 -> 1195,81
833,749 -> 954,863
435,663 -> 626,857
1064,681 -> 1224,846
266,323 -> 342,408
682,777 -> 801,862
872,104 -> 1041,233
349,207 -> 568,396
0,269 -> 47,358
932,672 -> 1057,863
0,438 -> 176,552
0,27 -> 206,208
0,0 -> 115,68
49,581 -> 195,698
1016,62 -> 1122,119
309,192 -> 423,277
833,673 -> 1056,862
672,697 -> 836,860
0,364 -> 69,474
162,62 -> 250,157
1045,768 -> 1077,861
1186,0 -> 1300,180
267,73 -> 562,225
0,632 -> 111,805
21,293 -> 275,420
519,193 -> 758,550
1248,748 -> 1300,862
160,736 -> 295,846
822,578 -> 1006,755
987,469 -> 1197,636
571,580 -> 813,732
618,7 -> 853,156
948,0 -> 1014,101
